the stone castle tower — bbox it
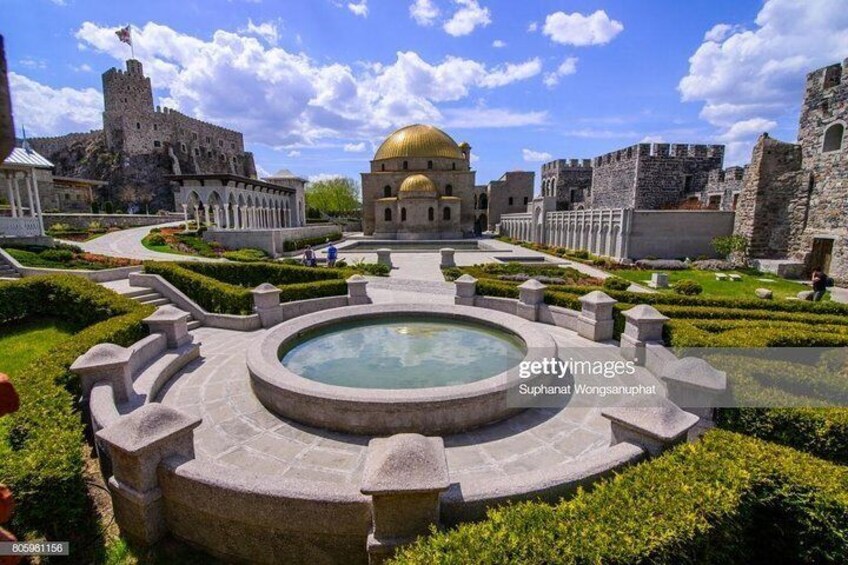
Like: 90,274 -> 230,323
734,58 -> 848,280
100,59 -> 256,177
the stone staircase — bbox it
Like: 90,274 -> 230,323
122,286 -> 202,330
0,255 -> 20,280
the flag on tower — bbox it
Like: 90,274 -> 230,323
115,25 -> 132,45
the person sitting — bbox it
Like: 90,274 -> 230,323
303,245 -> 317,267
811,266 -> 829,302
326,243 -> 338,267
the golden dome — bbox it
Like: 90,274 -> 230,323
398,174 -> 438,198
374,124 -> 464,160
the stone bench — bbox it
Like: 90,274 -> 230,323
715,273 -> 728,281
728,274 -> 742,282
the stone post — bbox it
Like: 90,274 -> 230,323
660,357 -> 727,420
577,291 -> 617,341
602,398 -> 698,456
347,274 -> 371,306
439,248 -> 456,268
70,343 -> 134,403
96,404 -> 201,545
251,283 -> 283,328
360,434 -> 450,564
516,279 -> 546,321
619,305 -> 669,365
143,305 -> 191,348
454,274 -> 477,306
376,248 -> 392,269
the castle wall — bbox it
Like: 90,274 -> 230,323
541,159 -> 592,210
703,166 -> 746,210
485,171 -> 533,231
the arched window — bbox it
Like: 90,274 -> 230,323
381,163 -> 385,171
479,193 -> 488,209
508,197 -> 514,206
403,161 -> 408,170
427,160 -> 433,169
452,162 -> 456,170
401,207 -> 407,222
443,207 -> 451,220
384,208 -> 392,222
823,123 -> 844,152
445,184 -> 453,196
428,207 -> 434,221
383,185 -> 391,198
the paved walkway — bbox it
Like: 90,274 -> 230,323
67,221 -> 217,262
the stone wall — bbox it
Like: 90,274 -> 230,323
590,144 -> 724,210
484,171 -> 534,231
628,211 -> 734,259
43,213 -> 171,230
541,159 -> 592,210
205,224 -> 339,257
703,166 -> 746,210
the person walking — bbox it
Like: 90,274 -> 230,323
811,266 -> 829,302
303,245 -> 316,267
326,243 -> 338,268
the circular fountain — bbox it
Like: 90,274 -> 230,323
247,303 -> 557,435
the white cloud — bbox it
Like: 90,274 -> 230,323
19,58 -> 46,69
444,0 -> 491,37
287,150 -> 301,157
470,152 -> 480,163
543,56 -> 578,88
344,141 -> 367,152
640,135 -> 665,143
50,0 -> 67,5
69,21 -> 544,147
239,19 -> 280,45
522,148 -> 552,162
492,39 -> 506,48
703,23 -> 745,43
8,72 -> 102,136
308,173 -> 346,183
348,1 -> 368,17
527,22 -> 538,33
679,0 -> 848,163
72,63 -> 93,72
542,10 -> 623,46
410,0 -> 440,26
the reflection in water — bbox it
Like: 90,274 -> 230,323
280,317 -> 525,389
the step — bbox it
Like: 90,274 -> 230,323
187,320 -> 202,330
131,340 -> 201,403
140,297 -> 172,307
122,286 -> 157,299
133,292 -> 163,303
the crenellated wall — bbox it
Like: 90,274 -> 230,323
541,158 -> 592,210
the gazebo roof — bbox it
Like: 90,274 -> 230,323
2,146 -> 53,170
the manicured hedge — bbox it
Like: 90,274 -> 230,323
143,262 -> 350,315
0,276 -> 153,541
393,430 -> 848,564
282,231 -> 342,252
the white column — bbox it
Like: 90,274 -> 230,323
25,173 -> 35,218
204,205 -> 211,227
213,206 -> 221,228
30,168 -> 45,235
182,204 -> 188,227
15,178 -> 23,217
6,176 -> 16,218
194,206 -> 201,228
223,204 -> 230,229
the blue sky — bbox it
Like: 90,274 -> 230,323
4,0 -> 847,189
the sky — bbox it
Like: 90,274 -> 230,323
4,0 -> 848,190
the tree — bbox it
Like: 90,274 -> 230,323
305,177 -> 361,216
712,235 -> 748,259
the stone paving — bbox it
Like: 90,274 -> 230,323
157,323 -> 626,486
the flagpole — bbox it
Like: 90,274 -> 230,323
129,24 -> 135,59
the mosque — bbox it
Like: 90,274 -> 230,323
361,124 -> 476,239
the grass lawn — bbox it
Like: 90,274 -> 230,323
612,268 -> 814,300
0,317 -> 79,377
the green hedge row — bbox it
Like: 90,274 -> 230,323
0,276 -> 153,540
394,430 -> 848,564
282,231 -> 342,252
143,262 -> 350,315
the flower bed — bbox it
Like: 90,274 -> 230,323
3,244 -> 140,270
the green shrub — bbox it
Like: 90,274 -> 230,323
394,430 -> 848,564
568,249 -> 589,260
39,249 -> 75,263
103,201 -> 114,214
354,262 -> 391,277
442,267 -> 463,281
179,261 -> 345,287
145,233 -> 166,246
602,276 -> 630,291
713,234 -> 748,258
282,232 -> 342,252
222,248 -> 268,262
674,278 -> 703,295
90,201 -> 100,214
143,262 -> 253,314
279,279 -> 349,302
0,276 -> 153,541
87,220 -> 105,232
149,227 -> 162,233
47,222 -> 72,233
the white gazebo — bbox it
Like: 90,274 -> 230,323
1,145 -> 50,238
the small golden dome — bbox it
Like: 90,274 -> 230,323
374,124 -> 464,160
398,174 -> 438,199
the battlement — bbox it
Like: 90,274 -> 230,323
807,58 -> 848,91
153,105 -> 243,137
707,165 -> 747,186
541,158 -> 592,172
592,143 -> 724,167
